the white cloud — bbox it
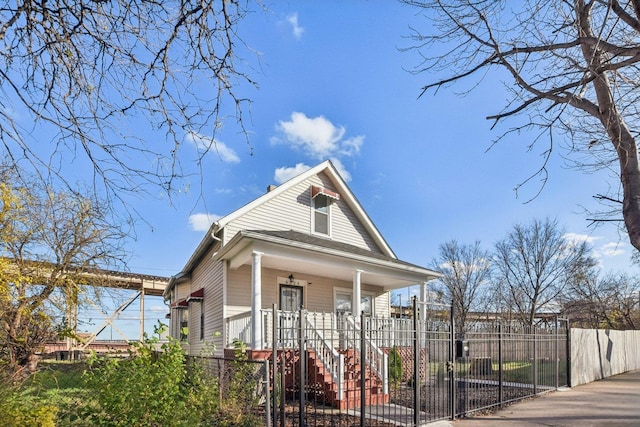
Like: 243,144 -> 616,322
274,163 -> 311,184
599,241 -> 625,257
272,112 -> 365,161
188,213 -> 221,232
329,158 -> 352,182
148,305 -> 169,313
340,136 -> 364,156
287,13 -> 304,39
563,233 -> 599,245
186,131 -> 240,164
273,159 -> 352,184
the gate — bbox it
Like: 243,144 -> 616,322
264,301 -> 569,426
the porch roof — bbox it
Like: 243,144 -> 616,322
214,229 -> 442,289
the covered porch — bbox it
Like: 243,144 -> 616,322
215,229 -> 442,351
215,230 -> 441,409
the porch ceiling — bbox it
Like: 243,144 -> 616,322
214,230 -> 441,289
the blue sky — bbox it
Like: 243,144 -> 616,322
130,2 -> 635,274
23,2 -> 637,337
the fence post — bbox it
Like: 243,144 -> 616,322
265,359 -> 272,427
533,326 -> 538,395
566,320 -> 572,387
554,316 -> 559,390
360,310 -> 366,427
449,302 -> 456,420
280,354 -> 286,427
272,304 -> 278,426
498,322 -> 503,406
413,297 -> 421,427
299,309 -> 306,427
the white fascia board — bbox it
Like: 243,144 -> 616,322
214,160 -> 396,258
215,231 -> 442,285
215,161 -> 333,229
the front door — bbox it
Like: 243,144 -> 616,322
279,284 -> 303,347
280,285 -> 304,311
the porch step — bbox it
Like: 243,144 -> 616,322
307,349 -> 388,410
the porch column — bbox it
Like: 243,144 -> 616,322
353,269 -> 363,317
420,282 -> 428,328
251,251 -> 264,349
420,282 -> 428,303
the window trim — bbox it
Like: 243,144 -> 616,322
311,193 -> 332,237
333,287 -> 375,316
277,276 -> 308,311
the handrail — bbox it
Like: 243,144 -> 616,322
225,311 -> 252,347
304,314 -> 344,401
344,316 -> 389,395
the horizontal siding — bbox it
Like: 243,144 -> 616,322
187,244 -> 224,356
226,265 -> 252,317
225,264 -> 387,315
175,282 -> 191,300
314,173 -> 381,253
223,172 -> 384,254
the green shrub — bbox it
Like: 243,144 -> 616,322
0,383 -> 58,427
388,346 -> 403,386
81,323 -> 216,426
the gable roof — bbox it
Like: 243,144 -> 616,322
166,160 -> 407,297
216,160 -> 395,257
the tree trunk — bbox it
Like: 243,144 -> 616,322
577,2 -> 640,253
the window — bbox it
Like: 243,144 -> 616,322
311,185 -> 339,236
335,292 -> 352,316
313,193 -> 330,235
200,311 -> 205,341
179,309 -> 189,341
334,289 -> 373,316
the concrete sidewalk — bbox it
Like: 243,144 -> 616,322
437,370 -> 640,427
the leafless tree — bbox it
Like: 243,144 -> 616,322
430,240 -> 492,333
562,270 -> 640,329
493,218 -> 596,326
404,1 -> 640,252
0,1 -> 257,205
0,169 -> 127,378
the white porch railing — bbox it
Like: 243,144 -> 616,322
225,310 -> 420,396
304,314 -> 345,401
226,310 -> 418,349
226,311 -> 252,346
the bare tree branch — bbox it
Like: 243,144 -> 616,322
0,0 -> 259,211
404,0 -> 640,252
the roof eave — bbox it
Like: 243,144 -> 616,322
214,230 -> 442,283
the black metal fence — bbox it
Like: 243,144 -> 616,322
11,303 -> 568,427
264,301 -> 569,426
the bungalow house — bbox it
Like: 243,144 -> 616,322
164,160 -> 441,408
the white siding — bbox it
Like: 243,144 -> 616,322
223,172 -> 383,254
225,264 -> 388,315
187,244 -> 224,356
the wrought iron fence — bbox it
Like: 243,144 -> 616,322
265,301 -> 569,426
9,302 -> 568,427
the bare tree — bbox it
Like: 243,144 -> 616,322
404,1 -> 640,252
0,1 -> 257,204
562,270 -> 640,329
431,240 -> 492,333
493,218 -> 595,326
0,169 -> 127,378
